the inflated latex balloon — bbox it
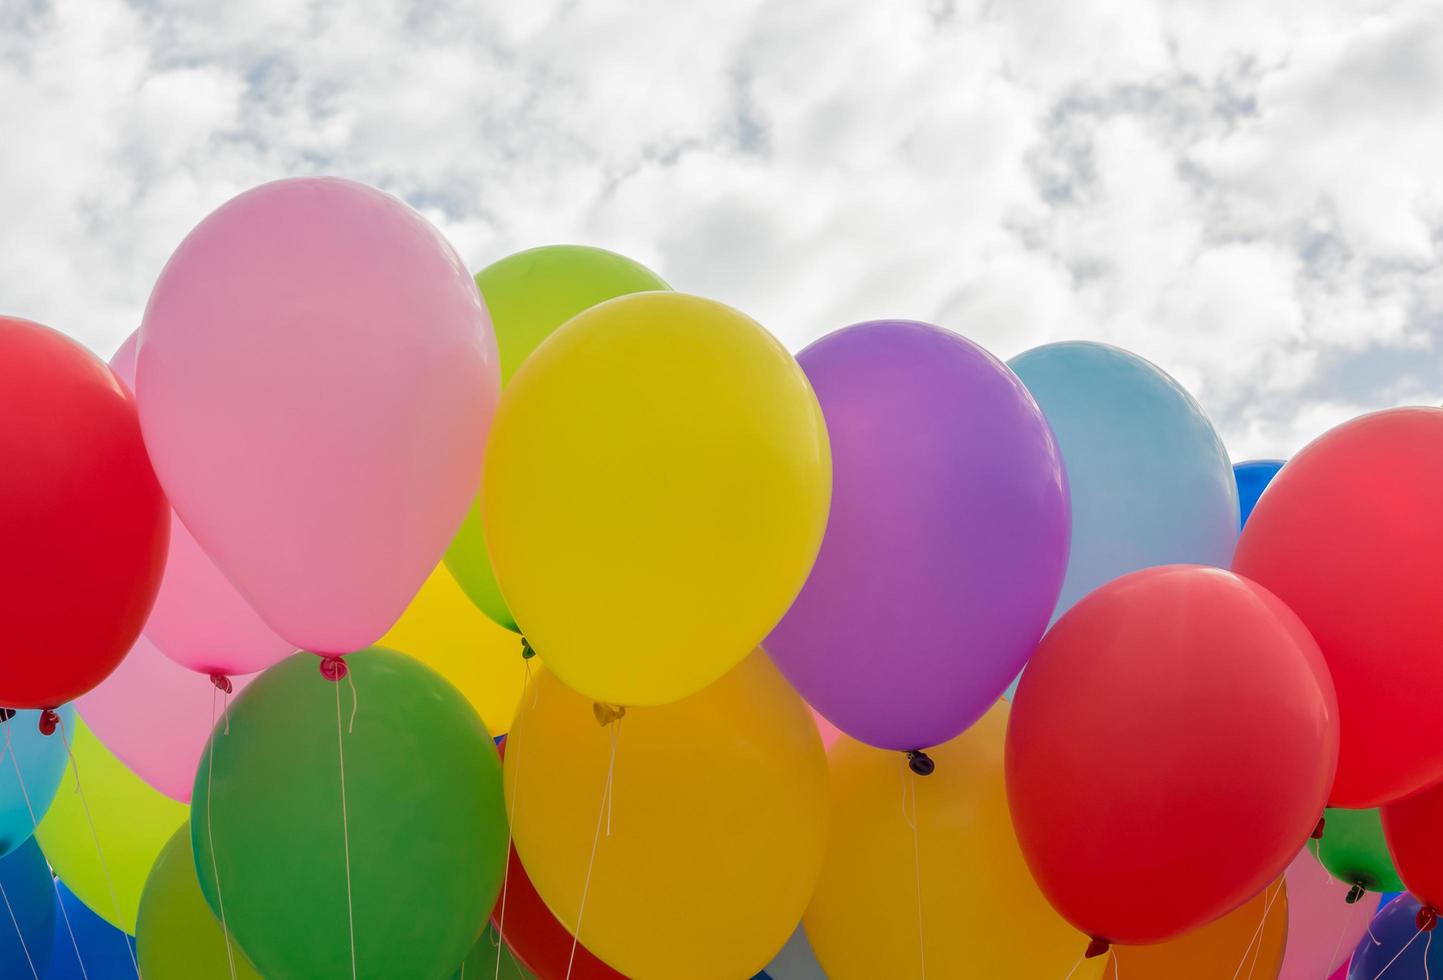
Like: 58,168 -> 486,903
137,823 -> 260,979
457,925 -> 535,980
490,843 -> 624,980
1311,808 -> 1402,893
0,838 -> 56,979
0,706 -> 74,858
806,702 -> 1102,980
765,321 -> 1069,751
1008,341 -> 1237,620
1382,777 -> 1443,920
138,177 -> 501,655
35,717 -> 187,933
446,245 -> 669,631
77,635 -> 254,803
507,653 -> 828,980
1347,895 -> 1442,978
192,650 -> 507,980
1235,408 -> 1443,807
1109,878 -> 1287,979
1007,565 -> 1338,946
757,927 -> 826,980
109,332 -> 293,677
1235,459 -> 1285,528
1,316 -> 168,708
380,563 -> 527,737
1279,846 -> 1378,980
485,292 -> 830,706
45,880 -> 138,980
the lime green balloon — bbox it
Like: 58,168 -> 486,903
138,822 -> 262,978
1309,807 -> 1404,892
192,649 -> 508,980
445,245 -> 670,631
455,925 -> 536,980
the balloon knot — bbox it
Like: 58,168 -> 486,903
1419,907 -> 1439,933
1345,883 -> 1366,905
0,708 -> 14,723
38,709 -> 59,736
520,637 -> 536,660
1085,938 -> 1111,959
210,673 -> 233,694
319,656 -> 348,682
906,750 -> 935,776
1311,815 -> 1326,839
592,702 -> 626,726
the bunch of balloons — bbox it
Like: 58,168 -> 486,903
4,172 -> 1443,979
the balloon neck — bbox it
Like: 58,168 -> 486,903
37,709 -> 59,736
0,708 -> 14,723
1311,815 -> 1326,839
319,656 -> 349,682
1085,938 -> 1111,959
1419,907 -> 1439,933
592,702 -> 626,726
520,637 -> 536,660
906,750 -> 935,776
1345,883 -> 1366,905
210,673 -> 233,694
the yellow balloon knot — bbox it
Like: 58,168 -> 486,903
592,702 -> 627,726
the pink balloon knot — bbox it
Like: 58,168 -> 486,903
38,709 -> 59,736
1084,938 -> 1111,959
1311,815 -> 1326,839
210,673 -> 233,694
1418,906 -> 1439,932
319,656 -> 348,682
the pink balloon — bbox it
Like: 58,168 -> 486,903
1279,846 -> 1379,980
137,177 -> 500,654
76,634 -> 253,802
110,334 -> 293,676
812,708 -> 841,751
1327,963 -> 1349,980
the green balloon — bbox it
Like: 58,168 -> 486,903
455,925 -> 535,980
445,245 -> 670,632
137,822 -> 263,979
192,650 -> 508,980
1309,807 -> 1404,892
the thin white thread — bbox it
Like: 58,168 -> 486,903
3,718 -> 88,980
493,696 -> 529,980
1328,895 -> 1368,971
1371,923 -> 1385,946
566,718 -> 620,980
1426,930 -> 1434,980
334,678 -> 358,980
1113,948 -> 1121,979
1245,881 -> 1284,980
0,878 -> 39,979
345,668 -> 358,734
1229,880 -> 1283,980
1374,926 -> 1425,978
605,719 -> 621,838
55,716 -> 140,979
208,687 -> 238,980
900,760 -> 926,980
1062,952 -> 1085,980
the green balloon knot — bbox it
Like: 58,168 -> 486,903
520,637 -> 536,660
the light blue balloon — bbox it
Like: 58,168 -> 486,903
0,706 -> 75,859
754,926 -> 827,980
1008,342 -> 1238,620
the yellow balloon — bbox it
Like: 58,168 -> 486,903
806,702 -> 1105,980
506,652 -> 828,980
36,718 -> 188,932
381,562 -> 527,735
1110,878 -> 1287,979
483,292 -> 831,706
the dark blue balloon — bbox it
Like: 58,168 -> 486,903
0,837 -> 55,978
1235,459 -> 1285,529
1350,894 -> 1443,978
44,882 -> 137,980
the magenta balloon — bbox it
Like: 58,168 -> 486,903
110,333 -> 294,676
76,634 -> 254,802
1279,846 -> 1378,980
764,321 -> 1069,751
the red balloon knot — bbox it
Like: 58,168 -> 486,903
319,656 -> 348,682
1085,938 -> 1111,959
38,709 -> 59,736
1311,816 -> 1326,839
1418,906 -> 1439,932
210,673 -> 233,694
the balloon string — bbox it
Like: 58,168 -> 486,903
900,758 -> 926,980
1329,890 -> 1368,970
1113,948 -> 1121,979
333,677 -> 358,980
1374,926 -> 1425,978
345,668 -> 358,734
1063,952 -> 1085,980
493,669 -> 537,980
1228,879 -> 1282,980
605,718 -> 620,838
0,878 -> 39,980
1245,881 -> 1284,980
3,717 -> 89,980
1371,923 -> 1385,946
567,717 -> 621,980
1426,931 -> 1434,980
55,715 -> 142,979
208,687 -> 239,980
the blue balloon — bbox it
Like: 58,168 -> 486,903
0,837 -> 55,978
1350,894 -> 1443,978
45,881 -> 137,980
758,926 -> 826,980
0,706 -> 75,859
1235,459 -> 1285,529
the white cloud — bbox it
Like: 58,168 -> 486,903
1,0 -> 1440,461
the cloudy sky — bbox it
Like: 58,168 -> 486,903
3,0 -> 1440,459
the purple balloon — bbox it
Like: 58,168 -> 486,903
764,320 -> 1070,751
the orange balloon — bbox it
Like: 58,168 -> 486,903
1109,878 -> 1288,980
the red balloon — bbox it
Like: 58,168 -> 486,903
1006,565 -> 1338,946
0,317 -> 168,708
491,844 -> 626,980
1234,408 -> 1443,807
1382,783 -> 1443,917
